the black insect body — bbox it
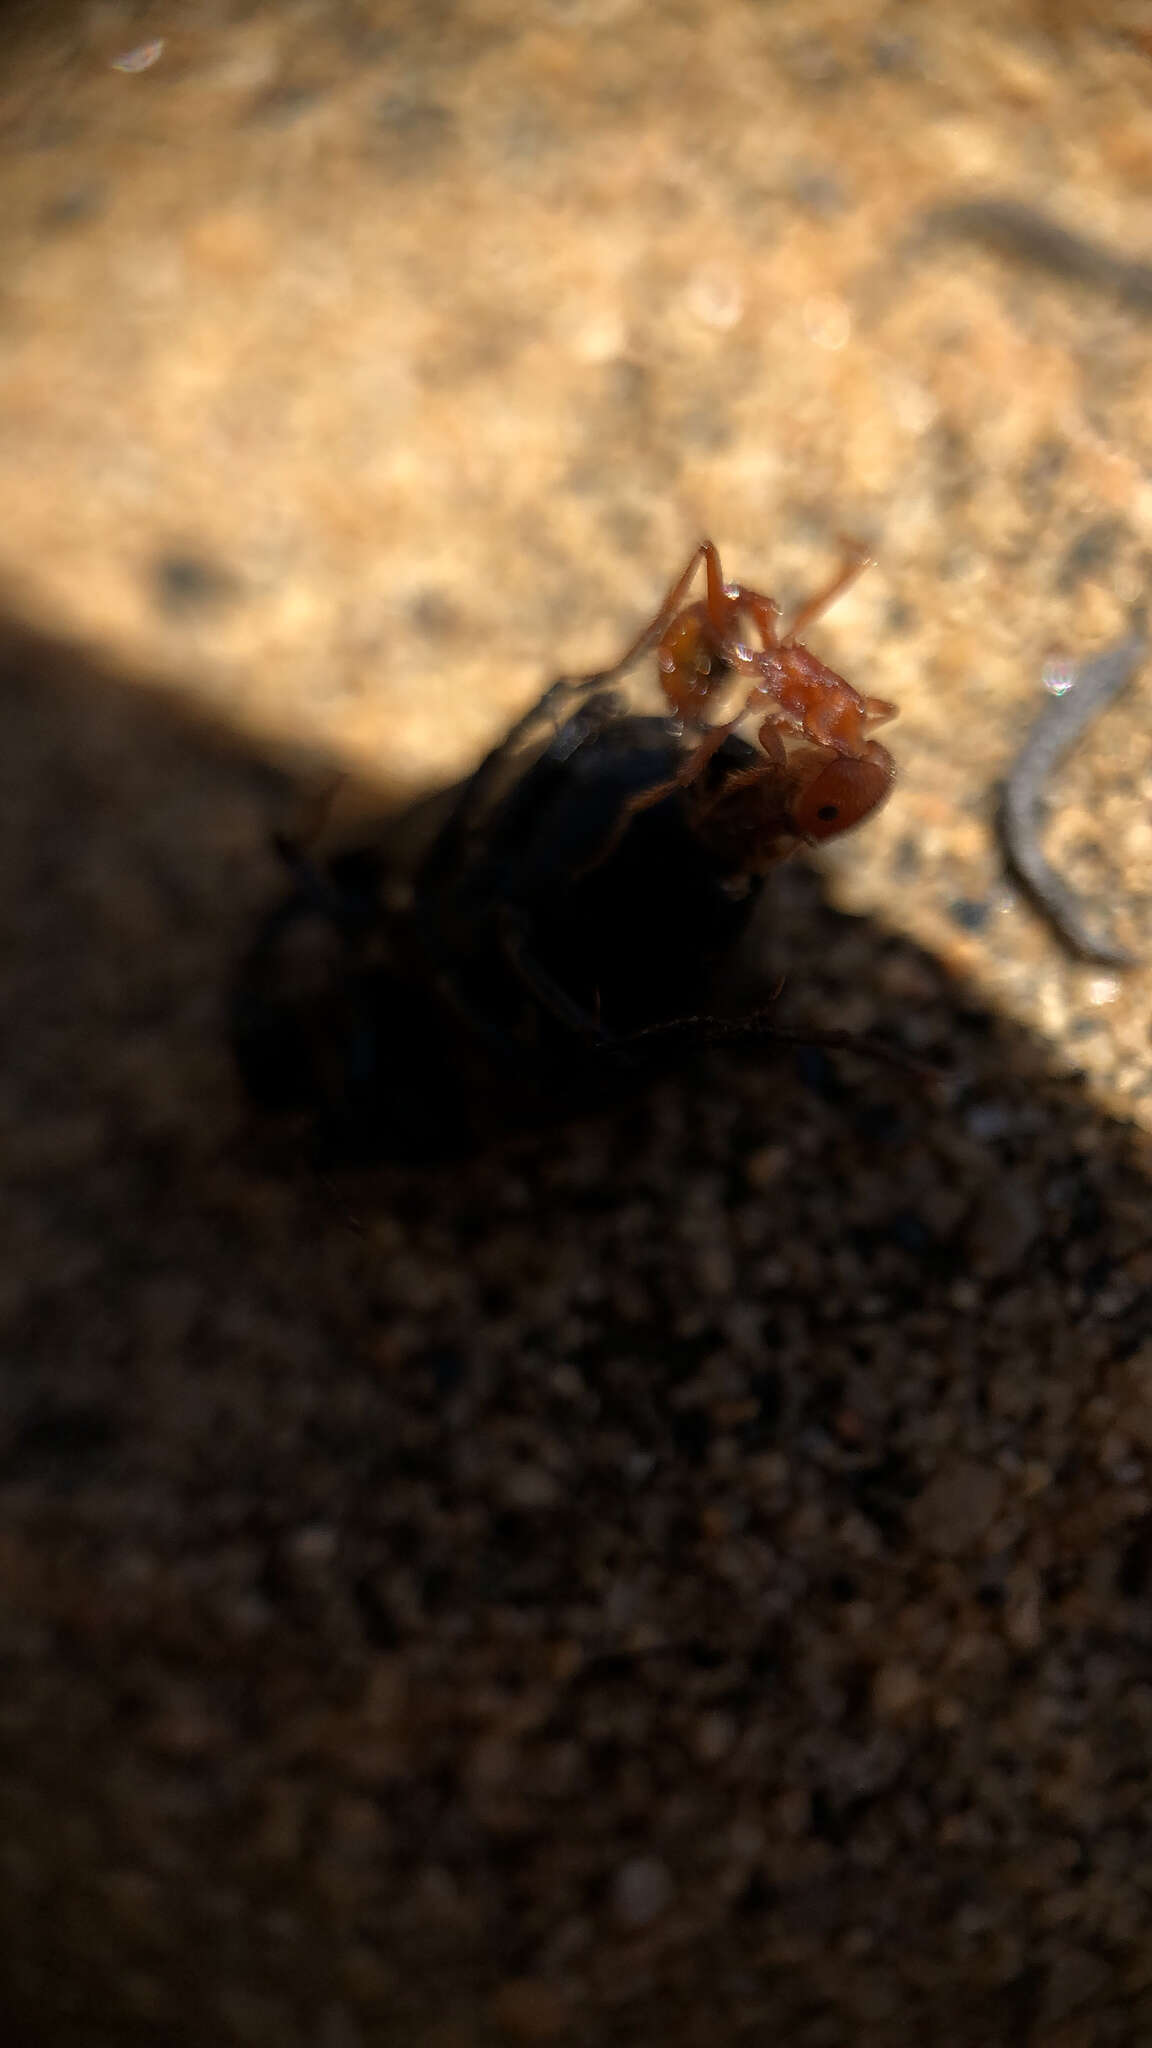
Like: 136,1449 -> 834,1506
232,694 -> 767,1163
232,542 -> 902,1162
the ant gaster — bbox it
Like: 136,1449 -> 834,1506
232,541 -> 901,1163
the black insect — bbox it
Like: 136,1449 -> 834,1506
231,543 -> 901,1163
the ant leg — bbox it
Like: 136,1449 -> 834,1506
675,717 -> 747,783
570,718 -> 737,880
576,702 -> 784,880
700,539 -> 742,638
620,698 -> 788,838
620,715 -> 748,823
688,714 -> 789,803
595,541 -> 716,682
689,731 -> 802,872
718,668 -> 806,748
696,557 -> 784,665
570,766 -> 687,878
782,539 -> 872,644
754,715 -> 789,766
691,715 -> 789,810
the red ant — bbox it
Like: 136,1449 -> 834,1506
582,538 -> 897,871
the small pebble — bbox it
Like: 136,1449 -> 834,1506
502,1464 -> 562,1510
910,1462 -> 1006,1556
693,1711 -> 736,1762
290,1523 -> 339,1565
490,1980 -> 569,2041
611,1857 -> 674,1928
872,1661 -> 924,1718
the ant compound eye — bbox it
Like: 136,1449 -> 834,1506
791,746 -> 894,842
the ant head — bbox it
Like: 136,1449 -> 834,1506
789,741 -> 894,843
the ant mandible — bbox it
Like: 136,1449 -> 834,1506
583,538 -> 897,869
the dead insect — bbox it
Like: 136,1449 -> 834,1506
232,542 -> 900,1163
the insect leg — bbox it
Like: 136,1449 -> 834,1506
597,542 -> 715,679
498,915 -> 645,1066
573,717 -> 745,879
782,539 -> 872,644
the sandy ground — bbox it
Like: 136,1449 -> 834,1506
4,2 -> 1152,2042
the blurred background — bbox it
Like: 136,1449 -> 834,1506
4,2 -> 1152,2043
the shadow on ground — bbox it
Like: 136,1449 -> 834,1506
2,610 -> 1151,2048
